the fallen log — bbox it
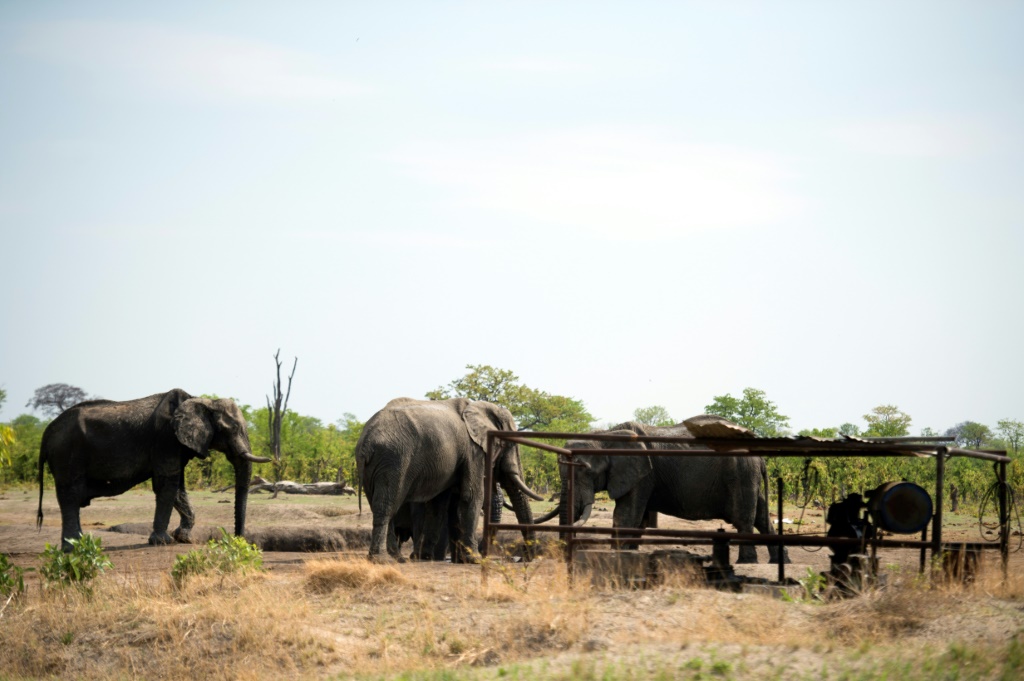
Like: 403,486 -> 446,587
248,481 -> 356,496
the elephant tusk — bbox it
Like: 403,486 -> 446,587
574,504 -> 593,526
507,473 -> 545,501
240,451 -> 273,463
534,506 -> 561,523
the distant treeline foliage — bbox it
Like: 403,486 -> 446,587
2,378 -> 1022,512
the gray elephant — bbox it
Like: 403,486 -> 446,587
393,486 -> 506,561
538,420 -> 788,564
37,389 -> 270,550
357,397 -> 542,563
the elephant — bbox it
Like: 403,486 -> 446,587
393,485 -> 506,561
356,397 -> 542,563
37,389 -> 271,550
538,420 -> 788,564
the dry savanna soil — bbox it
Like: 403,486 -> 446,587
1,486 -> 1023,680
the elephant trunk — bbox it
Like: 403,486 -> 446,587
500,472 -> 536,547
233,458 -> 253,537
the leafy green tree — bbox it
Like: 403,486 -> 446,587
862,405 -> 912,437
996,419 -> 1023,456
798,427 -> 838,438
945,421 -> 992,449
704,388 -> 789,437
633,405 -> 674,427
427,365 -> 593,432
0,388 -> 12,469
2,414 -> 46,484
838,423 -> 861,437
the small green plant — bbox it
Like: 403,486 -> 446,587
171,529 -> 263,584
797,567 -> 826,602
0,552 -> 27,598
39,534 -> 113,590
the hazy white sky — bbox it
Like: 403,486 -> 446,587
1,2 -> 1022,434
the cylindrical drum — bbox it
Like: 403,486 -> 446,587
867,481 -> 933,534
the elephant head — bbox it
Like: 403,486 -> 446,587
459,400 -> 544,550
171,396 -> 271,536
536,430 -> 651,527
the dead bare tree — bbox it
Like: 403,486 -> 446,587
266,349 -> 297,498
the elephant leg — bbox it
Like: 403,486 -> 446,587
172,471 -> 196,543
414,497 -> 447,561
55,483 -> 84,552
386,519 -> 401,558
368,479 -> 404,563
149,475 -> 177,546
611,490 -> 647,551
755,488 -> 790,564
736,527 -> 760,563
451,492 -> 481,564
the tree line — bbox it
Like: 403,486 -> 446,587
2,371 -> 1021,512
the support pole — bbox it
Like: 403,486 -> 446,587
999,460 -> 1009,579
933,448 -> 945,570
777,475 -> 785,583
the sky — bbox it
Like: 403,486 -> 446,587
1,2 -> 1022,435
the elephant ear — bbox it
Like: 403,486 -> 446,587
463,401 -> 516,465
172,398 -> 214,458
605,437 -> 652,500
153,388 -> 192,432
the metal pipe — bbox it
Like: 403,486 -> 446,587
999,460 -> 1009,578
481,432 -> 495,559
487,523 -> 963,549
500,436 -> 572,456
933,447 -> 945,565
777,475 -> 784,583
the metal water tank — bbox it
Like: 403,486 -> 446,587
867,481 -> 933,534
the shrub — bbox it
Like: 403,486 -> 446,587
171,529 -> 263,584
0,553 -> 27,599
38,534 -> 113,589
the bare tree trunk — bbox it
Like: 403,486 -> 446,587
266,349 -> 297,499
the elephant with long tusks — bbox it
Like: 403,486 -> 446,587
38,389 -> 271,551
357,397 -> 543,563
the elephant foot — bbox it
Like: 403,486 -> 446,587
736,549 -> 759,564
172,527 -> 193,544
369,552 -> 403,565
149,531 -> 174,546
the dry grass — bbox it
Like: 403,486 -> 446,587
1,555 -> 1023,680
304,557 -> 410,593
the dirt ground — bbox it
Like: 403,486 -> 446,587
1,484 -> 1017,587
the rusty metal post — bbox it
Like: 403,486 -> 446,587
777,475 -> 785,583
933,448 -> 945,569
565,452 -> 576,578
918,524 -> 928,574
481,431 -> 495,560
999,460 -> 1009,579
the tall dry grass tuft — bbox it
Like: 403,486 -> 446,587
0,571 -> 341,680
304,556 -> 409,593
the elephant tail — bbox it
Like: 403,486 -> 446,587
36,445 -> 46,530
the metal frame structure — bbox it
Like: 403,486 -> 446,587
481,430 -> 1012,582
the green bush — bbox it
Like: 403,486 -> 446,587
0,552 -> 27,598
171,529 -> 263,584
39,534 -> 113,589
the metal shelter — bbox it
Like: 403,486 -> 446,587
481,430 -> 1012,582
